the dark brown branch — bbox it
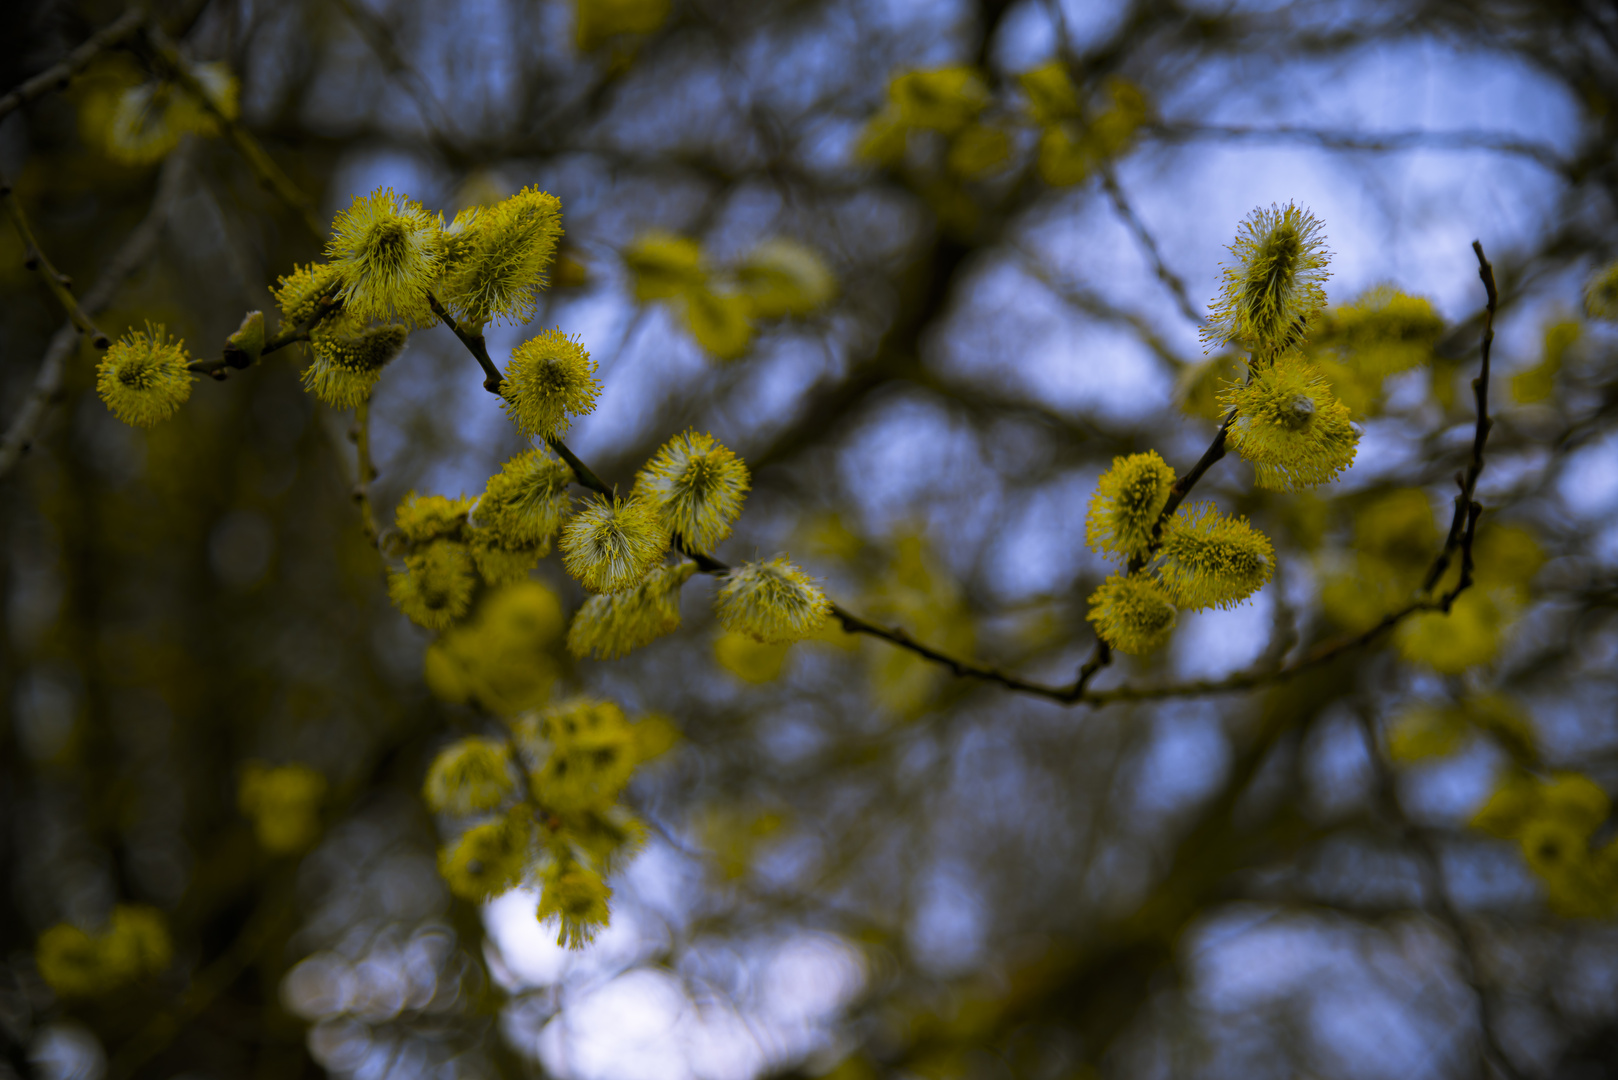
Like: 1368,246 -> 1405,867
1424,242 -> 1496,600
435,245 -> 1496,711
545,435 -> 612,497
426,293 -> 506,392
0,7 -> 147,123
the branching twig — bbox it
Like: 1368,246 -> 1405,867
142,26 -> 325,240
1144,122 -> 1571,175
1097,166 -> 1205,329
1,179 -> 112,348
414,231 -> 1500,712
0,145 -> 191,480
186,289 -> 339,379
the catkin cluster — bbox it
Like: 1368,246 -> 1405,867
623,231 -> 836,360
425,699 -> 677,948
1083,203 -> 1365,656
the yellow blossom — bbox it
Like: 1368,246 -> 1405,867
500,328 -> 600,438
714,556 -> 830,644
1205,203 -> 1331,358
633,430 -> 750,552
559,495 -> 668,594
1221,354 -> 1358,490
423,737 -> 516,816
567,561 -> 696,659
326,187 -> 442,325
1155,503 -> 1274,610
1086,573 -> 1177,655
1085,451 -> 1176,560
96,323 -> 195,428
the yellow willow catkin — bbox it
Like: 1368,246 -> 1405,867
1155,503 -> 1275,610
1221,354 -> 1359,490
526,698 -> 639,811
438,816 -> 530,902
96,323 -> 195,428
388,541 -> 477,630
1204,202 -> 1331,358
714,556 -> 831,644
422,737 -> 516,816
1086,573 -> 1177,655
1085,451 -> 1176,560
326,187 -> 442,325
272,262 -> 342,327
438,186 -> 563,326
567,561 -> 697,659
500,328 -> 600,439
301,325 -> 408,407
633,431 -> 750,552
537,859 -> 613,949
558,495 -> 668,594
395,492 -> 474,546
477,447 -> 575,552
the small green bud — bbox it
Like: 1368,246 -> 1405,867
223,310 -> 266,369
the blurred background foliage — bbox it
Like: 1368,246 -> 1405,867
3,0 -> 1618,1078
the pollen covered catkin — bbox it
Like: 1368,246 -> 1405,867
438,186 -> 563,327
500,328 -> 600,439
715,556 -> 831,644
1086,573 -> 1177,655
301,325 -> 408,407
326,188 -> 443,326
96,323 -> 195,428
1204,202 -> 1330,358
1221,354 -> 1359,490
389,541 -> 477,630
477,447 -> 574,552
559,495 -> 668,594
1156,504 -> 1274,610
422,737 -> 516,816
633,431 -> 749,552
567,561 -> 696,659
1086,451 -> 1176,560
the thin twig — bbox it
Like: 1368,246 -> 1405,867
1355,707 -> 1525,1080
0,145 -> 191,480
433,243 -> 1497,711
1,179 -> 112,348
0,7 -> 147,123
1097,166 -> 1205,329
1143,122 -> 1571,175
186,289 -> 339,379
352,399 -> 380,546
142,26 -> 325,240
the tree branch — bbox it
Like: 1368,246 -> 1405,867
0,7 -> 147,123
0,145 -> 191,480
142,26 -> 325,240
1,179 -> 112,348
